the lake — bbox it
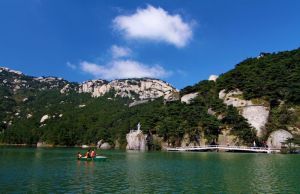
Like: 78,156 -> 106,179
0,147 -> 299,193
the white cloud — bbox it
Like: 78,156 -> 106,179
113,5 -> 193,48
80,60 -> 170,80
111,45 -> 132,58
67,62 -> 77,70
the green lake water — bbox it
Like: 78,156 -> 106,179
0,147 -> 300,193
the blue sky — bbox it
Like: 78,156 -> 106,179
0,0 -> 300,89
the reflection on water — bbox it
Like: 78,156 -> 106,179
0,147 -> 300,193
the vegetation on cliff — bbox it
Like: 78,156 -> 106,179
1,47 -> 300,147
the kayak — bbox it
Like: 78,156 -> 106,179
78,156 -> 107,161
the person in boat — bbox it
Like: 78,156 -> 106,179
85,149 -> 91,158
90,149 -> 96,158
77,152 -> 82,159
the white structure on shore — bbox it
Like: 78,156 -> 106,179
126,123 -> 147,150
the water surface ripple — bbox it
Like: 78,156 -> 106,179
0,148 -> 299,193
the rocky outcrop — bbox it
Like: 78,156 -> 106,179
208,75 -> 219,82
126,129 -> 147,150
267,130 -> 293,149
181,92 -> 198,104
219,89 -> 269,137
40,115 -> 49,123
79,78 -> 179,102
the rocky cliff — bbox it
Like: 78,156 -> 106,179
219,89 -> 269,137
79,78 -> 179,101
0,67 -> 179,103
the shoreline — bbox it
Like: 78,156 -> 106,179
0,143 -> 97,148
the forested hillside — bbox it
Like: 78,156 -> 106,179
217,49 -> 300,105
0,48 -> 300,148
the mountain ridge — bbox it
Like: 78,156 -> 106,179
0,66 -> 179,102
1,47 -> 300,149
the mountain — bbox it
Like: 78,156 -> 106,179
1,47 -> 300,148
0,66 -> 179,102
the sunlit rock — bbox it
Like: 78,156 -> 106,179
100,142 -> 112,150
267,130 -> 293,149
78,104 -> 86,108
241,106 -> 269,137
181,92 -> 198,104
208,75 -> 219,82
126,123 -> 147,150
37,142 -> 53,148
219,89 -> 269,137
40,115 -> 49,123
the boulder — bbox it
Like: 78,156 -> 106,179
37,142 -> 53,148
267,130 -> 293,149
100,142 -> 112,150
97,139 -> 104,148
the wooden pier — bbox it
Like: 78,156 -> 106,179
166,145 -> 280,153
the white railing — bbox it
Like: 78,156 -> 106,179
167,145 -> 280,153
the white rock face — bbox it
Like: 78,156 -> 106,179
267,130 -> 293,149
126,129 -> 147,150
100,142 -> 112,150
79,79 -> 179,101
241,106 -> 269,137
40,115 -> 49,123
208,75 -> 219,82
219,89 -> 269,137
78,104 -> 86,108
181,92 -> 198,104
27,114 -> 32,119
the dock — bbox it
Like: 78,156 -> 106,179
166,145 -> 280,153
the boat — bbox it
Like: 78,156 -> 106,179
78,156 -> 107,161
